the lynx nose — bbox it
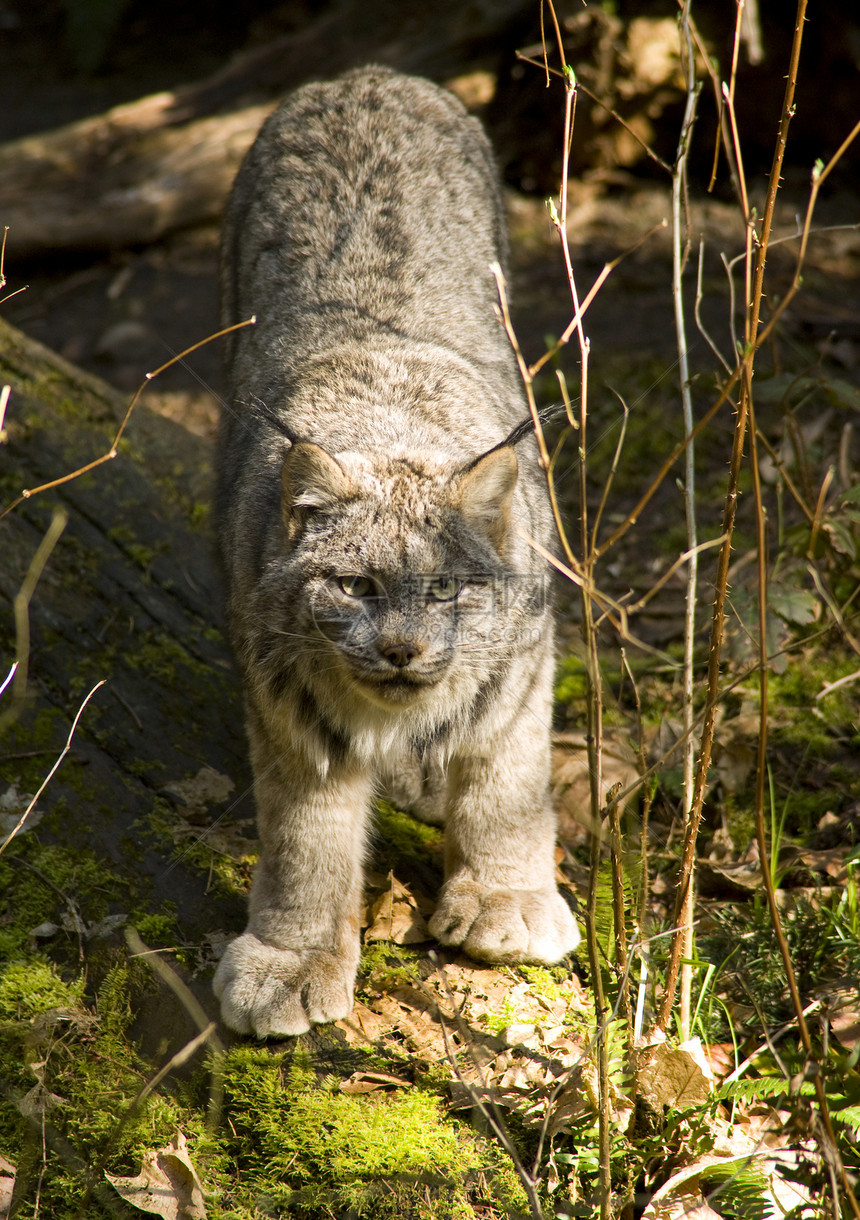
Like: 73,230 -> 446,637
379,641 -> 421,668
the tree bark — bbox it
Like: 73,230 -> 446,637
0,316 -> 250,934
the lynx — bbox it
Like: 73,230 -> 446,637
214,65 -> 579,1037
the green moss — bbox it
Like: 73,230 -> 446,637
126,755 -> 165,778
132,909 -> 180,949
0,958 -> 84,1021
0,841 -> 120,960
516,963 -> 569,998
481,997 -> 525,1035
219,1046 -> 528,1218
358,941 -> 424,991
125,627 -> 212,682
374,801 -> 443,865
555,655 -> 588,706
189,501 -> 211,530
769,651 -> 858,740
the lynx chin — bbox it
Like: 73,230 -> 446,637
214,65 -> 580,1037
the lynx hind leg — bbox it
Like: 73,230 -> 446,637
213,933 -> 358,1038
378,753 -> 448,826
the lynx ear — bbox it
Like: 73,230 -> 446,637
281,442 -> 353,533
455,446 -> 518,549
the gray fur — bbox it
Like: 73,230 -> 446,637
214,65 -> 579,1037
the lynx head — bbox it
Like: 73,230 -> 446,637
250,433 -> 545,721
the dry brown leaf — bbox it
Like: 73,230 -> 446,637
712,739 -> 755,796
698,1042 -> 735,1080
635,1041 -> 712,1109
698,858 -> 761,897
0,1155 -> 14,1220
163,766 -> 234,815
18,1081 -> 65,1120
830,993 -> 860,1052
337,1000 -> 393,1044
339,1070 -> 411,1094
363,872 -> 432,944
340,952 -> 590,1127
784,845 -> 850,883
641,1143 -> 814,1220
105,1131 -> 206,1219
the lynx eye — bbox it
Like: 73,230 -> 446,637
338,574 -> 375,598
429,577 -> 462,602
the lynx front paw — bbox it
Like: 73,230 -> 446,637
213,933 -> 356,1037
429,880 -> 580,965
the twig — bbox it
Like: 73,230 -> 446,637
0,680 -> 105,859
652,0 -> 860,1036
10,855 -> 87,963
816,666 -> 860,700
2,509 -> 68,730
0,316 -> 255,522
84,1022 -> 216,1204
125,927 -> 225,1132
428,953 -> 546,1220
694,242 -> 732,373
0,661 -> 17,699
515,52 -> 673,174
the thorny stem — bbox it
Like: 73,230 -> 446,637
535,8 -> 613,1207
556,53 -> 613,1220
672,0 -> 701,1043
5,509 -> 67,725
655,0 -> 809,1038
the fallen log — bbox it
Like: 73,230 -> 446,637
0,0 -> 532,259
0,315 -> 251,936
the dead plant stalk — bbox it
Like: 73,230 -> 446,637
655,0 -> 806,1035
548,45 -> 614,1218
672,0 -> 702,1043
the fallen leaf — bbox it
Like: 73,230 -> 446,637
0,784 -> 41,838
635,1041 -> 712,1109
781,845 -> 850,884
697,858 -> 761,897
364,872 -> 431,944
678,1037 -> 714,1084
18,1082 -> 65,1120
830,993 -> 860,1052
698,1042 -> 735,1080
0,1155 -> 15,1220
551,730 -> 639,841
339,1070 -> 411,1094
163,766 -> 234,813
105,1131 -> 206,1219
641,1145 -> 815,1220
